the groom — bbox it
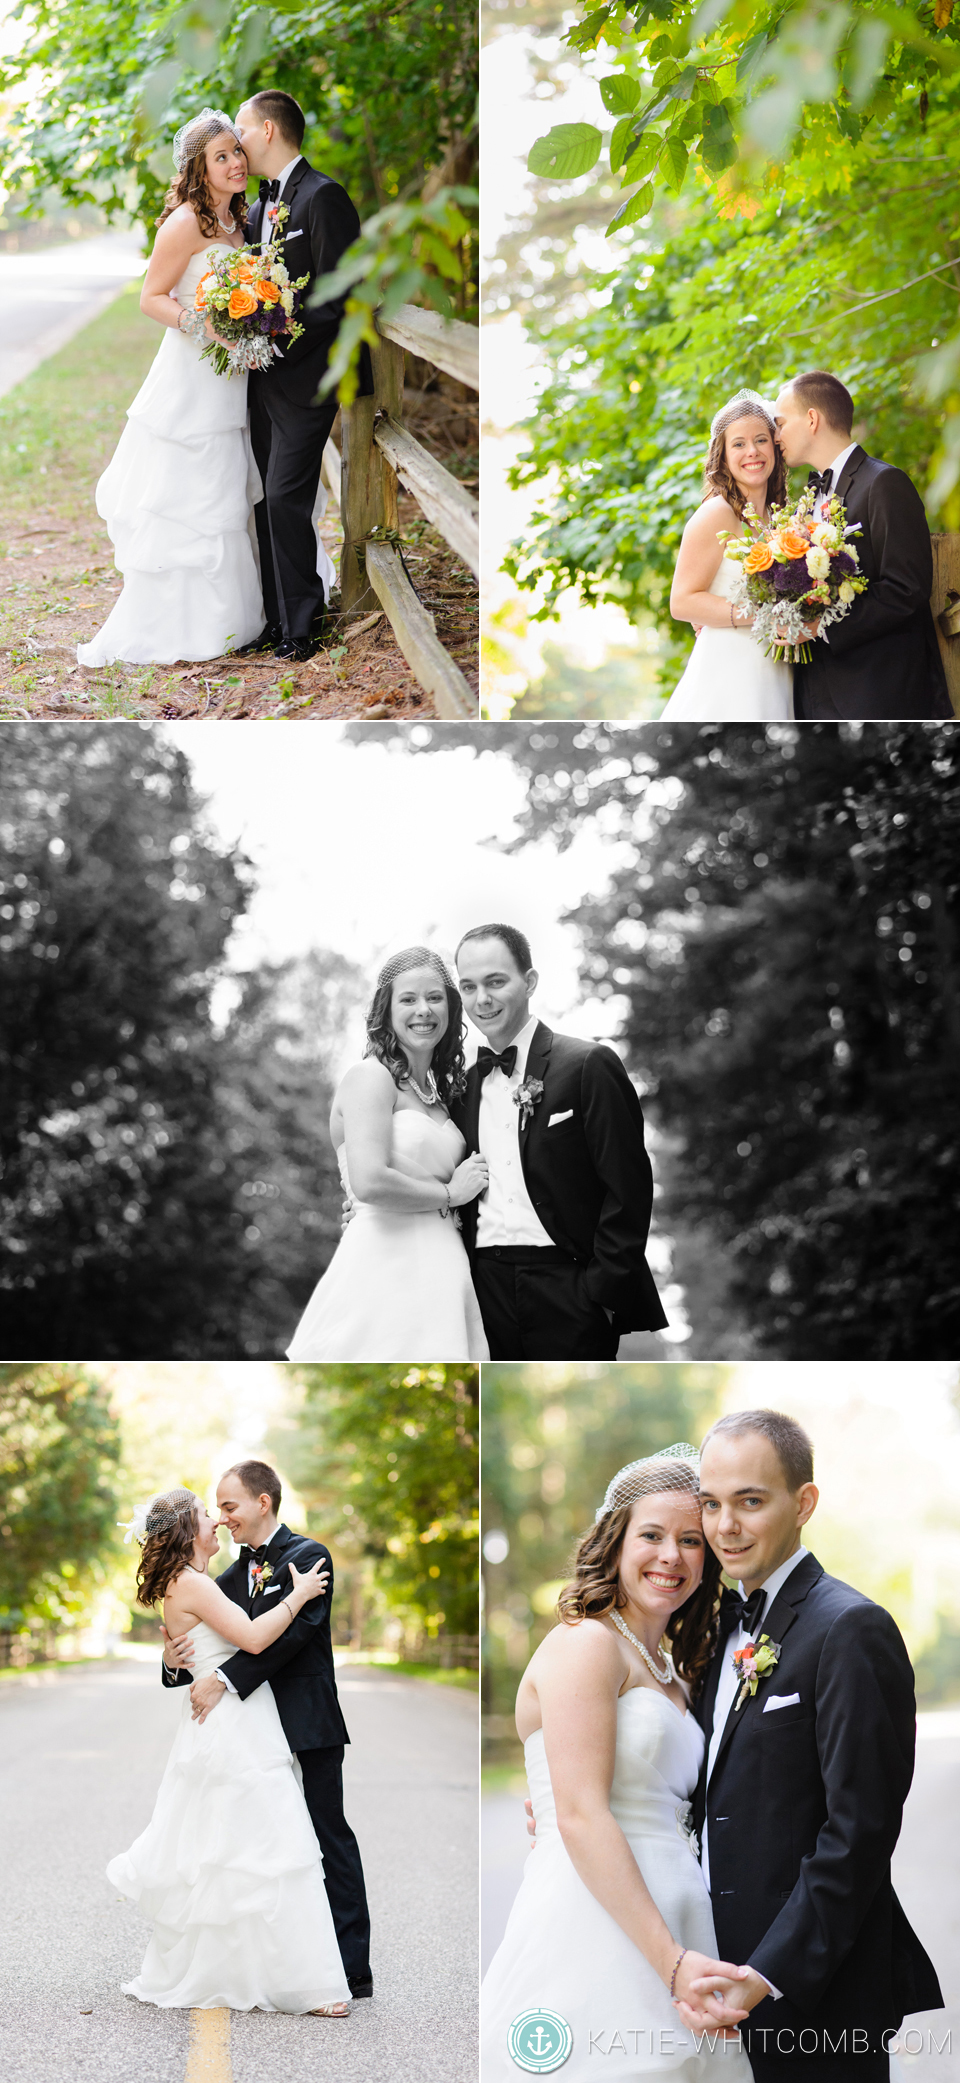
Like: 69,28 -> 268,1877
160,1458 -> 373,2000
453,923 -> 668,1360
773,370 -> 952,719
234,91 -> 373,662
685,1408 -> 942,2078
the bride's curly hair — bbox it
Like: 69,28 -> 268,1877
364,947 -> 467,1104
556,1492 -> 722,1700
157,114 -> 249,241
135,1489 -> 201,1609
701,416 -> 787,522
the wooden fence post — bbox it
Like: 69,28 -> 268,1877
931,531 -> 960,716
338,337 -> 406,618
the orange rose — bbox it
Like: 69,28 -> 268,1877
228,287 -> 259,320
235,257 -> 259,280
743,541 -> 774,574
776,526 -> 809,560
195,274 -> 212,308
256,280 -> 282,305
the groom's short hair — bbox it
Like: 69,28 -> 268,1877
222,1458 -> 282,1511
701,1409 -> 814,1491
247,91 -> 306,149
788,370 -> 854,437
456,923 -> 533,974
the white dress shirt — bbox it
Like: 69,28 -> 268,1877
475,1013 -> 554,1249
700,1541 -> 809,1997
275,153 -> 302,201
813,441 -> 857,519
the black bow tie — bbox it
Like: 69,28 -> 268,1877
259,178 -> 280,204
719,1586 -> 766,1637
807,467 -> 833,496
477,1044 -> 518,1081
245,1543 -> 269,1564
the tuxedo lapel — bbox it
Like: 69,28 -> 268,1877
708,1552 -> 821,1779
833,444 -> 866,508
464,1065 -> 482,1156
518,1021 -> 554,1163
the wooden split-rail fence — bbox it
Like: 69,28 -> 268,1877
319,304 -> 479,718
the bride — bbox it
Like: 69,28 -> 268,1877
481,1446 -> 755,2080
286,947 -> 490,1362
78,109 -> 271,667
661,389 -> 794,721
107,1489 -> 351,2014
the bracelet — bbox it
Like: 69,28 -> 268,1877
669,1948 -> 688,2001
730,602 -> 737,628
439,1185 -> 451,1219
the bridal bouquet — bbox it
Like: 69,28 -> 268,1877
193,207 -> 309,376
719,487 -> 868,665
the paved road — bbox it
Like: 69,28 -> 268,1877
0,230 -> 146,399
0,1658 -> 478,2083
481,1712 -> 960,2076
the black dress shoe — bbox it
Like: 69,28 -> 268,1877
273,635 -> 321,662
349,1978 -> 374,1999
233,623 -> 282,656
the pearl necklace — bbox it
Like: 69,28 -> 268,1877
611,1608 -> 676,1685
216,212 -> 236,234
405,1068 -> 441,1107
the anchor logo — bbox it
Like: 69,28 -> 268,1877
507,2009 -> 573,2073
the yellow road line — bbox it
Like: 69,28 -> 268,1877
184,2007 -> 233,2083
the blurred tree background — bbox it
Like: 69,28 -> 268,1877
353,717 -> 960,1361
482,1360 -> 960,1771
0,1361 -> 478,1676
0,724 -> 366,1357
487,0 -> 960,700
271,1361 -> 479,1658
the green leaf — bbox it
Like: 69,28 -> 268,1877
846,16 -> 890,107
676,103 -> 704,140
606,180 -> 654,232
528,122 -> 604,178
621,129 -> 663,181
610,114 -> 637,173
566,7 -> 613,49
600,72 -> 641,113
660,131 -> 689,191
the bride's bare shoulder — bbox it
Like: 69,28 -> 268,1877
337,1058 -> 395,1102
683,493 -> 738,540
534,1616 -> 623,1671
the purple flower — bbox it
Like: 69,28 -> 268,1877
835,550 -> 857,577
773,558 -> 812,597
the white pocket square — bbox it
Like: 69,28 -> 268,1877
262,1583 -> 284,1596
547,1109 -> 574,1126
763,1692 -> 801,1712
284,228 -> 304,239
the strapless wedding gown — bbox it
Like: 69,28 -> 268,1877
286,1110 -> 489,1361
77,245 -> 266,665
661,558 -> 794,719
481,1688 -> 755,2079
105,1619 -> 350,2011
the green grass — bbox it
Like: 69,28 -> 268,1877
0,279 -> 157,531
337,1650 -> 479,1690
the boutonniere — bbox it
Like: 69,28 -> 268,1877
250,1561 -> 274,1597
732,1632 -> 780,1710
512,1077 -> 544,1129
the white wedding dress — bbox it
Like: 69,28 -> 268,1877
661,558 -> 793,720
106,1619 -> 350,2012
287,1110 -> 489,1361
481,1688 -> 755,2080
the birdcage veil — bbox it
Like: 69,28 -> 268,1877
596,1443 -> 700,1521
118,1488 -> 198,1545
709,388 -> 776,441
172,109 -> 240,173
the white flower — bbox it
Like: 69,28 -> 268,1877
281,289 -> 294,316
812,523 -> 839,549
844,543 -> 860,566
272,264 -> 290,286
806,546 -> 831,579
838,580 -> 856,604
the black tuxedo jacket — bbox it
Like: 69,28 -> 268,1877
160,1522 -> 349,1754
793,447 -> 952,718
245,158 -> 373,407
454,1022 -> 668,1333
692,1552 -> 942,2045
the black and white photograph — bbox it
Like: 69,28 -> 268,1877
481,1361 -> 960,2081
2,717 -> 959,1365
1,1357 -> 478,2081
